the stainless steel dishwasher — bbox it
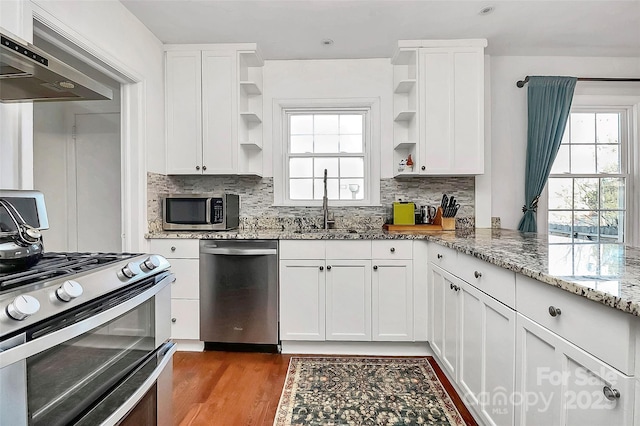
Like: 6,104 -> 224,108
199,240 -> 279,349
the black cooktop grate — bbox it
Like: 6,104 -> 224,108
0,252 -> 137,293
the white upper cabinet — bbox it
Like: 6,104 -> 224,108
391,40 -> 486,176
164,44 -> 263,175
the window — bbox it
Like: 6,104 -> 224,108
287,112 -> 366,201
548,110 -> 627,243
546,108 -> 629,278
273,98 -> 380,207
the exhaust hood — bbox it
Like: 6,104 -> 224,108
1,30 -> 113,103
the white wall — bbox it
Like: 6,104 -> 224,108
263,58 -> 393,178
490,56 -> 640,230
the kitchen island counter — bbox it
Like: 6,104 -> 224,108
147,228 -> 640,316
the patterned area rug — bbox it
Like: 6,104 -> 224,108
273,357 -> 466,426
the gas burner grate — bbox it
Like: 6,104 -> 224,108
0,252 -> 138,293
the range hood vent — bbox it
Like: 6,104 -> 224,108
0,30 -> 113,103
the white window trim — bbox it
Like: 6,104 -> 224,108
538,94 -> 640,247
272,97 -> 381,207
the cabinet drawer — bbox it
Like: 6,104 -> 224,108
149,239 -> 199,258
326,240 -> 372,260
457,253 -> 516,308
372,240 -> 412,259
428,243 -> 457,271
516,275 -> 636,375
168,258 -> 199,299
280,240 -> 325,259
171,299 -> 200,340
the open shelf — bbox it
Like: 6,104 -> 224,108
394,111 -> 416,122
394,141 -> 416,150
394,79 -> 416,94
240,140 -> 262,149
240,81 -> 262,95
240,112 -> 262,123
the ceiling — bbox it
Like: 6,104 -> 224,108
120,0 -> 640,60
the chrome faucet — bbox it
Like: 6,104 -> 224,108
322,169 -> 335,229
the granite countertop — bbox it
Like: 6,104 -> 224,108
147,228 -> 640,317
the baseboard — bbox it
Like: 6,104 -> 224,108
281,341 -> 432,356
174,339 -> 205,352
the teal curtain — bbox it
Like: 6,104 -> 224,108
517,76 -> 577,232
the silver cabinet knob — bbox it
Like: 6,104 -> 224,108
196,165 -> 200,170
450,283 -> 454,290
548,306 -> 562,317
474,271 -> 482,279
603,386 -> 620,401
390,247 -> 395,253
327,265 -> 332,270
6,295 -> 40,320
421,166 -> 426,171
141,255 -> 161,272
118,262 -> 141,280
319,266 -> 324,271
171,318 -> 177,323
170,246 -> 176,252
202,165 -> 207,171
437,254 -> 443,259
56,280 -> 83,302
373,265 -> 378,270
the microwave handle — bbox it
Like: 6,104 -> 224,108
206,198 -> 213,224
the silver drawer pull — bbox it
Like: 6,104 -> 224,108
548,306 -> 562,317
171,318 -> 177,323
170,246 -> 176,252
327,265 -> 331,270
437,254 -> 443,259
474,271 -> 482,278
373,265 -> 378,270
603,386 -> 620,401
390,247 -> 395,253
319,266 -> 324,271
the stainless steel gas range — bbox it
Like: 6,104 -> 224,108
0,192 -> 175,426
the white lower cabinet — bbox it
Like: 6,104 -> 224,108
429,261 -> 516,426
516,314 -> 634,426
170,299 -> 200,340
279,240 -> 415,343
372,259 -> 413,341
325,260 -> 372,341
279,259 -> 325,340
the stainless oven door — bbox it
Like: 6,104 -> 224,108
0,272 -> 173,426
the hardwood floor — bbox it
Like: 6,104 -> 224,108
172,351 -> 476,426
173,351 -> 291,425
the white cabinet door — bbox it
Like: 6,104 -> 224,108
516,314 -> 634,426
165,50 -> 202,174
419,47 -> 484,175
279,260 -> 326,340
201,50 -> 237,174
459,281 -> 516,426
429,264 -> 459,378
372,260 -> 413,341
168,258 -> 199,299
171,299 -> 200,340
325,260 -> 372,341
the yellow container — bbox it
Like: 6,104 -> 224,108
393,202 -> 415,225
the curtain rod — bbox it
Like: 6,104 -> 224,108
516,76 -> 640,88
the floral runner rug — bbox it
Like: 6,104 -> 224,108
273,357 -> 467,426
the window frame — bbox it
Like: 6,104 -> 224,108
539,94 -> 640,247
273,98 -> 381,207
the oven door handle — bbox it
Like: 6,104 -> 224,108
0,273 -> 174,369
98,341 -> 177,426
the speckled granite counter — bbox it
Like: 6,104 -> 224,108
147,228 -> 640,317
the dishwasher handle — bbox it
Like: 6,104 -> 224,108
201,247 -> 277,256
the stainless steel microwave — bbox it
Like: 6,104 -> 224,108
162,194 -> 239,231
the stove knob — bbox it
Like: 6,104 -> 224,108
118,262 -> 142,280
56,280 -> 84,302
140,255 -> 161,272
6,295 -> 40,320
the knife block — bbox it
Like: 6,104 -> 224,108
433,207 -> 456,230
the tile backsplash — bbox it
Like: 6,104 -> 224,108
147,172 -> 476,232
